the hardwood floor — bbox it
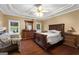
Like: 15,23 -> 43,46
10,40 -> 79,55
19,40 -> 48,55
50,45 -> 79,55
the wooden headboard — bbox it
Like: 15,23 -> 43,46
49,24 -> 65,35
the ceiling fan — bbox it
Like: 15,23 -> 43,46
33,4 -> 48,17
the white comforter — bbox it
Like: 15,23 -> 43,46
38,32 -> 63,45
0,33 -> 11,48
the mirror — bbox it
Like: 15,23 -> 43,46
25,20 -> 33,30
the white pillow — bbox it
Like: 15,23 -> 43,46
48,30 -> 61,33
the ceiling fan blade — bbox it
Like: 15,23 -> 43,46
42,10 -> 48,12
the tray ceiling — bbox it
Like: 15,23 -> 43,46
0,4 -> 79,20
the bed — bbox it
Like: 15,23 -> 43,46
0,32 -> 19,53
0,33 -> 11,48
34,24 -> 65,50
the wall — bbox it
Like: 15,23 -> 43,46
3,15 -> 26,31
33,20 -> 43,32
3,15 -> 43,33
2,9 -> 79,33
3,15 -> 36,32
0,11 -> 4,26
42,9 -> 79,33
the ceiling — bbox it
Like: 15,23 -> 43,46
0,4 -> 79,20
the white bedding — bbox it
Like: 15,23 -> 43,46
0,33 -> 11,48
38,31 -> 63,45
0,32 -> 21,48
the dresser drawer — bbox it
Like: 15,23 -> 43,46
64,40 -> 76,47
65,38 -> 75,43
65,35 -> 76,39
64,33 -> 78,48
21,30 -> 35,40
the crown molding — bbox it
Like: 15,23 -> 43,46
0,4 -> 79,20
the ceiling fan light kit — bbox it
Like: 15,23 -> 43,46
34,4 -> 48,17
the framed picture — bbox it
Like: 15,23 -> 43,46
36,23 -> 41,32
36,24 -> 40,30
9,20 -> 20,34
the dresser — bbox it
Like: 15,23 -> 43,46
64,32 -> 79,48
21,29 -> 35,40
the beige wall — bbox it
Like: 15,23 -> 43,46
1,9 -> 79,33
33,20 -> 43,31
2,15 -> 43,33
3,15 -> 26,31
0,11 -> 4,26
3,15 -> 36,32
42,9 -> 79,33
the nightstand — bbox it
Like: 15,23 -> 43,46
64,32 -> 79,48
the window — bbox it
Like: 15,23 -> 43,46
9,20 -> 20,34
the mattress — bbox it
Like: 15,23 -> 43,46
39,32 -> 63,45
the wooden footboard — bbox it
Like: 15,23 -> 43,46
34,33 -> 64,50
34,33 -> 50,50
